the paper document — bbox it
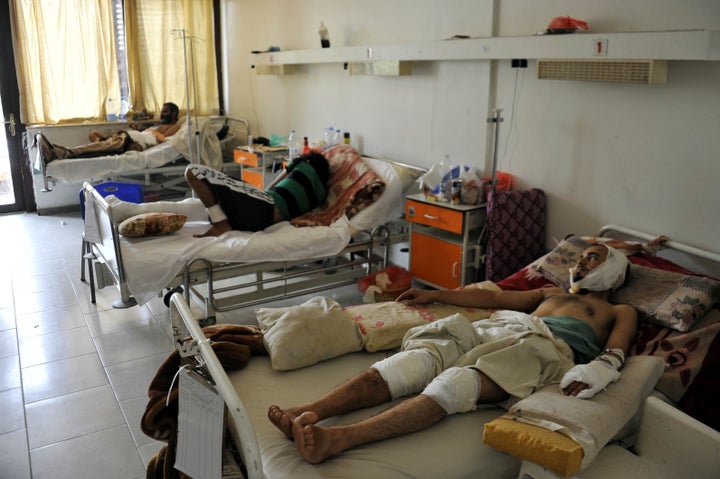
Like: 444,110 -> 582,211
175,368 -> 225,478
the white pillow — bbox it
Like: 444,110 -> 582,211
256,296 -> 364,371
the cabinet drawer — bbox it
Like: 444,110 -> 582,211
405,199 -> 464,234
241,169 -> 263,188
410,231 -> 463,289
234,149 -> 259,167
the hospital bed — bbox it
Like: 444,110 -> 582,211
155,224 -> 720,479
36,116 -> 248,200
82,145 -> 426,322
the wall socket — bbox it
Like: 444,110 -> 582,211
511,59 -> 528,68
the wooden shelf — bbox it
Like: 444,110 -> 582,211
250,29 -> 720,67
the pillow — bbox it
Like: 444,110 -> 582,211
291,145 -> 386,227
345,281 -> 499,352
613,264 -> 720,332
118,212 -> 187,237
535,235 -> 720,331
108,196 -> 208,223
255,296 -> 364,371
483,355 -> 666,476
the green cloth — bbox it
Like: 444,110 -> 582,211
268,158 -> 327,220
542,316 -> 601,364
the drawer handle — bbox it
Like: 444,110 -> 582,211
424,214 -> 440,220
452,262 -> 460,279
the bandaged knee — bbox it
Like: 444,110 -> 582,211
207,204 -> 227,223
559,358 -> 621,399
372,350 -> 436,399
422,367 -> 482,415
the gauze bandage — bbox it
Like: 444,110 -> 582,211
372,350 -> 436,399
569,245 -> 629,293
559,359 -> 621,399
422,367 -> 482,415
207,204 -> 227,224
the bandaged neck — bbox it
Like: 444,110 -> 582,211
569,245 -> 629,294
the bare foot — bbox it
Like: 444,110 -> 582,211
268,405 -> 297,440
292,411 -> 343,464
194,221 -> 232,238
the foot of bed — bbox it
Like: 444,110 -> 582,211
112,297 -> 137,308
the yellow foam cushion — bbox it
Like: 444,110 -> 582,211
483,417 -> 583,477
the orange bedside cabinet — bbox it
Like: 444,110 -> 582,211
405,193 -> 486,289
233,146 -> 289,189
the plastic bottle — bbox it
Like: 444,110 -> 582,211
288,130 -> 301,159
319,22 -> 330,48
106,98 -> 118,122
303,136 -> 311,154
343,132 -> 351,145
333,129 -> 342,146
324,126 -> 335,146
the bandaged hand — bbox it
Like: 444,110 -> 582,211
560,358 -> 620,399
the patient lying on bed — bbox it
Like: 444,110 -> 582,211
35,102 -> 181,162
185,151 -> 330,236
269,244 -> 638,464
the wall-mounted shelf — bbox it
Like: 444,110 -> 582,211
250,29 -> 720,68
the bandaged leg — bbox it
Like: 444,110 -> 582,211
207,204 -> 227,223
422,367 -> 482,415
372,350 -> 436,399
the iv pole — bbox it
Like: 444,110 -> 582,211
171,29 -> 202,164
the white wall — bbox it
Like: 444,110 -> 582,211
222,0 -> 720,253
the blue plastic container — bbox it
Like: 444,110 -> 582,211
79,181 -> 143,219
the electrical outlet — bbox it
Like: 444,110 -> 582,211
511,59 -> 528,68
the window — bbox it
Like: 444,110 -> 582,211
12,0 -> 219,125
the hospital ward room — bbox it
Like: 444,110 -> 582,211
1,1 -> 720,478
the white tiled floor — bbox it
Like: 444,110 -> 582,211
0,209 -> 365,478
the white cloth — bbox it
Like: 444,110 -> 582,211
399,311 -> 576,399
559,359 -> 621,399
126,129 -> 159,149
569,245 -> 629,293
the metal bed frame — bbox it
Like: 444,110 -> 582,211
167,224 -> 720,479
38,116 -> 248,200
82,179 -> 410,325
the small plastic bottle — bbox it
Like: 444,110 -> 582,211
303,136 -> 311,154
324,126 -> 335,146
333,129 -> 342,146
343,132 -> 351,145
319,22 -> 330,48
288,130 -> 301,159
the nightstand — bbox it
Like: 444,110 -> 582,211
405,193 -> 486,289
233,146 -> 288,188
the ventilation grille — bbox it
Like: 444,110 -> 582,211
537,60 -> 667,84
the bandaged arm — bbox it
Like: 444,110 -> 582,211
559,348 -> 625,399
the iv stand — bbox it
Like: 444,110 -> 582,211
171,28 -> 202,164
487,108 -> 504,195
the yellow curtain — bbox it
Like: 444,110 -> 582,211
11,0 -> 119,124
125,0 -> 219,118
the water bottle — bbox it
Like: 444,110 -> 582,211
333,129 -> 342,146
324,126 -> 335,147
288,130 -> 301,159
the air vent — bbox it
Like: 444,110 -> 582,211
537,59 -> 667,84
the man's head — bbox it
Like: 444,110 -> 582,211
569,244 -> 629,294
299,151 -> 330,185
160,102 -> 180,124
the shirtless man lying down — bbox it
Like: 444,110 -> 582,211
268,244 -> 637,464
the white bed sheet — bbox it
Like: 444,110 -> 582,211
107,156 -> 403,306
228,352 -> 519,478
45,117 -> 223,182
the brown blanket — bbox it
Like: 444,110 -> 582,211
141,324 -> 266,479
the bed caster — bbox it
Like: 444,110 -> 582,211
164,286 -> 184,307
